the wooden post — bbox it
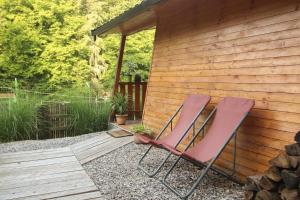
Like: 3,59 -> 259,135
128,82 -> 133,119
120,83 -> 125,96
142,82 -> 147,111
135,80 -> 141,120
113,35 -> 126,95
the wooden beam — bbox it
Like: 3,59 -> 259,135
113,35 -> 126,95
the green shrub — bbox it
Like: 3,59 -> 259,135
131,124 -> 152,136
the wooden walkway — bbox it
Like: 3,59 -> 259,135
71,133 -> 133,164
0,132 -> 132,199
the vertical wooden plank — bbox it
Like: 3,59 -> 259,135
128,82 -> 133,120
135,81 -> 140,119
120,83 -> 126,96
113,35 -> 127,95
142,83 -> 147,112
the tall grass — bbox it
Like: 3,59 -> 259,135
69,100 -> 111,135
0,88 -> 111,142
0,94 -> 41,142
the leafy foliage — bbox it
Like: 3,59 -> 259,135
131,124 -> 153,136
0,0 -> 154,93
111,93 -> 127,114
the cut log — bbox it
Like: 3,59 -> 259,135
269,152 -> 291,168
245,190 -> 256,200
296,166 -> 300,176
246,175 -> 262,191
298,183 -> 300,198
281,188 -> 298,200
255,190 -> 280,200
294,131 -> 300,143
281,170 -> 299,189
285,143 -> 300,156
259,176 -> 278,191
278,182 -> 286,193
289,156 -> 300,168
265,166 -> 282,182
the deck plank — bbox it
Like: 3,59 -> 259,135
79,137 -> 132,164
0,147 -> 101,199
0,132 -> 132,199
49,191 -> 103,200
18,186 -> 99,200
71,132 -> 132,164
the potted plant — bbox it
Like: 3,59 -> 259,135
131,124 -> 154,144
111,93 -> 128,125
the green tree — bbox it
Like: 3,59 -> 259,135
0,0 -> 90,90
0,0 -> 154,94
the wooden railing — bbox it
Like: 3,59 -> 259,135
118,81 -> 147,120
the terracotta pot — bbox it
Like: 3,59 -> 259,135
115,114 -> 128,125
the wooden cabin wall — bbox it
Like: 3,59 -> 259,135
142,0 -> 300,178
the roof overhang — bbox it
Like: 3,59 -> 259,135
91,0 -> 166,37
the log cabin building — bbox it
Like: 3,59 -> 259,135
92,0 -> 300,179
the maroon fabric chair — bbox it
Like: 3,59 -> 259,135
161,97 -> 254,199
138,94 -> 211,177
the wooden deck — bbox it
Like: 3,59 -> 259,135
71,133 -> 132,164
0,132 -> 132,199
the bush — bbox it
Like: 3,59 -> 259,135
131,124 -> 152,136
111,93 -> 127,115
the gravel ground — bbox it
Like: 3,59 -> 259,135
84,142 -> 244,200
0,132 -> 100,153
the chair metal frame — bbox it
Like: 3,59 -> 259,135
138,103 -> 206,177
161,108 -> 248,199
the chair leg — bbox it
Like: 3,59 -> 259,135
161,156 -> 215,199
138,145 -> 172,177
231,133 -> 237,176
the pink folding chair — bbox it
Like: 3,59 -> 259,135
161,97 -> 255,199
138,94 -> 211,177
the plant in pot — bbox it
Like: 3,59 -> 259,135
131,124 -> 154,144
111,93 -> 128,125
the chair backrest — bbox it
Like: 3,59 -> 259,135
184,97 -> 254,163
159,94 -> 211,148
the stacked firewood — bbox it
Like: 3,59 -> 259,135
245,131 -> 300,200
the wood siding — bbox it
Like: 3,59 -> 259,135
143,0 -> 300,178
